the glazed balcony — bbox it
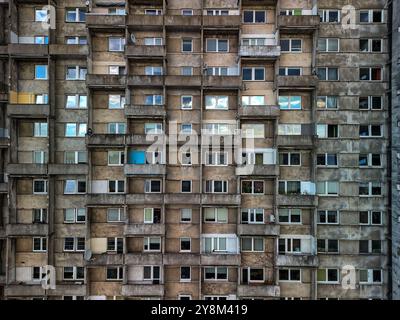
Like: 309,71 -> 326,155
124,164 -> 166,176
125,45 -> 165,58
86,74 -> 126,88
238,105 -> 280,118
124,105 -> 166,118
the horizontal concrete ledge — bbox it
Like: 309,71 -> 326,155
235,164 -> 279,176
276,254 -> 319,267
163,253 -> 200,265
127,15 -> 163,27
86,14 -> 126,27
164,194 -> 200,204
124,164 -> 166,175
85,254 -> 124,266
202,194 -> 241,206
4,284 -> 86,296
128,75 -> 163,86
237,284 -> 280,297
86,74 -> 126,87
203,76 -> 242,88
125,253 -> 162,265
276,135 -> 315,148
48,164 -> 89,175
7,104 -> 49,118
49,44 -> 88,56
203,15 -> 241,28
276,194 -> 318,207
278,15 -> 320,29
124,223 -> 165,236
126,194 -> 163,204
201,254 -> 241,266
8,44 -> 48,57
7,164 -> 47,176
125,105 -> 166,118
6,223 -> 48,236
86,194 -> 126,206
87,134 -> 126,147
237,224 -> 280,236
0,182 -> 8,193
277,75 -> 319,88
125,45 -> 165,57
238,105 -> 280,118
165,75 -> 201,87
239,45 -> 281,58
122,284 -> 164,296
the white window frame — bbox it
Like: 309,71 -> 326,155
108,122 -> 126,134
318,38 -> 339,52
317,268 -> 340,284
33,237 -> 47,252
204,267 -> 228,281
241,237 -> 264,252
317,210 -> 339,224
242,67 -> 265,81
241,208 -> 265,224
109,37 -> 125,52
205,151 -> 228,166
206,38 -> 229,52
278,208 -> 302,224
64,179 -> 86,194
107,208 -> 125,223
359,211 -> 382,226
359,269 -> 383,284
143,237 -> 161,252
181,95 -> 193,110
63,266 -> 85,281
64,208 -> 86,223
108,151 -> 124,166
33,179 -> 48,194
281,39 -> 302,52
108,180 -> 125,193
279,152 -> 301,166
316,181 -> 339,196
205,180 -> 228,193
145,179 -> 162,193
66,94 -> 87,109
203,207 -> 228,223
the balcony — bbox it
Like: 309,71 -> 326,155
125,45 -> 165,58
276,254 -> 319,267
87,134 -> 126,148
7,104 -> 49,118
48,284 -> 86,297
124,164 -> 166,175
237,224 -> 280,236
126,134 -> 164,146
8,44 -> 48,57
49,44 -> 88,57
86,14 -> 126,28
203,76 -> 241,89
239,45 -> 280,59
6,223 -> 48,236
85,254 -> 124,266
237,285 -> 280,298
86,194 -> 126,206
48,164 -> 89,175
4,285 -> 45,297
201,254 -> 240,266
238,105 -> 280,118
86,74 -> 126,88
164,194 -> 201,205
235,164 -> 279,176
127,15 -> 163,29
125,253 -> 162,265
124,105 -> 166,118
277,75 -> 318,89
278,15 -> 320,32
127,75 -> 163,87
202,194 -> 241,206
165,75 -> 201,87
7,164 -> 47,176
276,134 -> 315,149
203,15 -> 241,29
277,194 -> 318,207
126,194 -> 163,205
124,224 -> 165,236
163,253 -> 200,265
164,15 -> 201,29
122,284 -> 164,296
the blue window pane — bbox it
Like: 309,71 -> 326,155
290,96 -> 301,109
278,96 -> 289,109
242,68 -> 252,80
35,65 -> 47,79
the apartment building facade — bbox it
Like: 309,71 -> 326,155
0,0 -> 393,300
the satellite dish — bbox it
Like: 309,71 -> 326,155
130,33 -> 136,44
84,249 -> 92,261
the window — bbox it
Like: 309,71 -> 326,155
33,237 -> 47,252
108,151 -> 125,166
278,96 -> 302,110
242,67 -> 265,81
359,240 -> 381,254
32,266 -> 42,281
317,96 -> 338,109
242,267 -> 264,283
181,66 -> 193,76
280,39 -> 302,52
35,9 -> 48,22
278,181 -> 301,195
109,95 -> 125,109
243,10 -> 266,23
317,181 -> 339,196
35,94 -> 48,104
108,180 -> 125,193
204,267 -> 228,281
33,151 -> 47,164
317,239 -> 339,253
65,123 -> 87,137
107,237 -> 123,253
359,67 -> 382,81
144,37 -> 163,46
317,154 -> 338,167
66,36 -> 87,44
279,269 -> 301,282
182,39 -> 192,52
359,211 -> 382,225
66,66 -> 87,80
278,209 -> 301,224
108,8 -> 126,15
180,238 -> 191,252
181,180 -> 192,193
204,208 -> 228,223
109,65 -> 125,75
203,123 -> 233,135
242,124 -> 264,138
109,37 -> 125,51
144,123 -> 162,134
241,208 -> 264,224
33,179 -> 47,194
205,151 -> 228,166
205,180 -> 228,193
143,266 -> 161,282
33,209 -> 48,223
318,210 -> 339,224
203,236 -> 232,253
144,208 -> 161,224
359,96 -> 382,110
317,269 -> 339,283
278,124 -> 301,135
64,151 -> 87,164
145,9 -> 162,16
360,39 -> 382,52
359,182 -> 382,197
145,95 -> 163,106
205,67 -> 229,76
317,67 -> 339,81
107,208 -> 125,223
205,95 -> 228,110
206,39 -> 228,52
241,180 -> 264,194
241,38 -> 267,46
318,38 -> 339,52
108,123 -> 126,134
206,10 -> 229,16
64,208 -> 86,223
35,36 -> 48,44
241,96 -> 265,107
319,10 -> 340,23
241,237 -> 264,252
360,270 -> 382,284
278,238 -> 301,254
106,267 -> 123,281
316,124 -> 339,138
180,267 -> 191,282
63,237 -> 85,252
359,10 -> 383,23
279,67 -> 302,76
66,8 -> 86,22
180,124 -> 192,134
66,95 -> 87,109
144,237 -> 161,251
63,267 -> 85,281
359,154 -> 381,167
145,66 -> 163,76
35,65 -> 48,80
359,125 -> 382,137
145,180 -> 161,193
279,152 -> 301,166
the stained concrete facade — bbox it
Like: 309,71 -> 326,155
0,0 -> 395,300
